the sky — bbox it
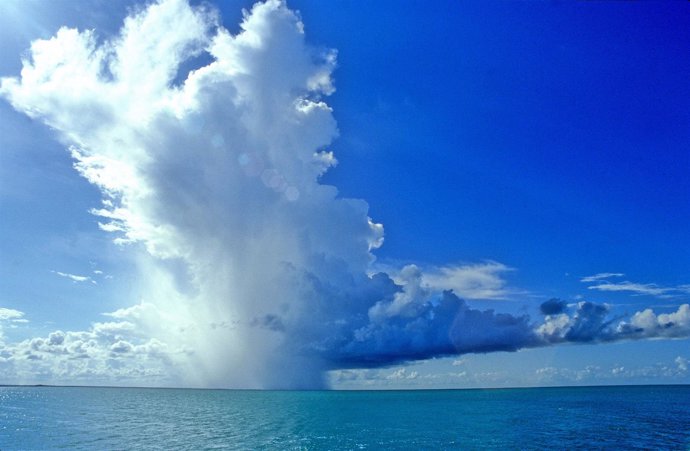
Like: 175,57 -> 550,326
0,0 -> 688,389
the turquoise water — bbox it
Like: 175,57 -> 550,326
1,385 -> 688,449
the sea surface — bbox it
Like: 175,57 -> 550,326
0,385 -> 688,450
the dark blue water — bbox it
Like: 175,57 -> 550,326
1,385 -> 688,449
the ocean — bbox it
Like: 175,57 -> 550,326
1,385 -> 688,449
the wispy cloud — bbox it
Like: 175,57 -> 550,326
52,271 -> 95,284
422,261 -> 521,300
581,273 -> 690,299
588,282 -> 670,297
580,273 -> 625,283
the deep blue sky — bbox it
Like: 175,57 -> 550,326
300,1 -> 690,295
0,0 -> 689,387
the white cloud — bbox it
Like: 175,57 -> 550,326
52,271 -> 94,284
535,359 -> 689,384
0,303 -> 189,385
588,282 -> 670,297
110,340 -> 134,353
535,313 -> 571,340
0,308 -> 25,321
329,368 -> 380,384
1,0 -> 352,387
1,0 -> 687,389
4,0 -> 537,388
581,273 -> 690,299
0,308 -> 27,343
534,300 -> 690,344
422,261 -> 518,300
580,273 -> 624,283
617,304 -> 690,339
386,368 -> 418,380
611,366 -> 625,375
103,302 -> 159,321
368,264 -> 430,322
534,365 -> 601,382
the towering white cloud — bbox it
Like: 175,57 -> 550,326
1,0 -> 383,388
2,0 -> 689,388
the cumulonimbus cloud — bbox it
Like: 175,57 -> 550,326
1,0 -> 688,388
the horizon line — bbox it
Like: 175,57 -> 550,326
1,382 -> 688,392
